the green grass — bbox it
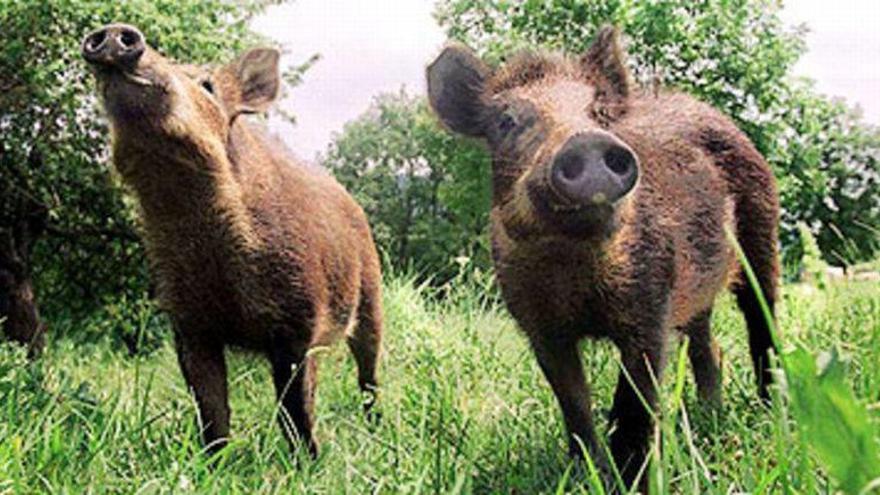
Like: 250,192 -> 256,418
1,276 -> 878,493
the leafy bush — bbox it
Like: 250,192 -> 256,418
797,222 -> 829,287
776,87 -> 880,267
323,91 -> 493,282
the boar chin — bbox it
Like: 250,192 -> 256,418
94,61 -> 173,128
100,78 -> 172,126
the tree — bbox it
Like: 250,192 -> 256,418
775,87 -> 880,267
434,0 -> 880,268
0,0 -> 297,353
323,91 -> 492,282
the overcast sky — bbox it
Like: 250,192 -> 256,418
252,0 -> 880,161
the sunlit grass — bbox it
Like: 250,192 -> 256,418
0,276 -> 878,493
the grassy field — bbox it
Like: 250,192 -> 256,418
0,274 -> 878,494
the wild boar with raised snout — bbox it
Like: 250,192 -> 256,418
81,24 -> 383,457
427,26 -> 779,487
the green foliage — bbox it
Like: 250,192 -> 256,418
434,0 -> 880,266
798,222 -> 829,288
0,275 -> 877,492
323,91 -> 493,282
785,348 -> 880,494
0,0 -> 292,342
777,87 -> 880,267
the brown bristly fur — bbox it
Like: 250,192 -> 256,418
428,25 -> 779,490
85,25 -> 383,457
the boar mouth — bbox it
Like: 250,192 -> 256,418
530,173 -> 598,213
528,182 -> 614,217
540,165 -> 629,212
90,65 -> 172,126
92,65 -> 158,88
525,179 -> 618,239
119,71 -> 154,87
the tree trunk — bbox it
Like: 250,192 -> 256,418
0,196 -> 47,357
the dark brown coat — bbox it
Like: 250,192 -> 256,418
428,27 -> 779,488
82,24 -> 383,456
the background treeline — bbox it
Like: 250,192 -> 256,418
1,0 -> 879,354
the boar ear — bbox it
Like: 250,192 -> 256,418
427,44 -> 490,137
581,26 -> 631,105
232,48 -> 281,114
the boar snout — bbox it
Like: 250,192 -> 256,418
82,24 -> 145,69
549,131 -> 638,206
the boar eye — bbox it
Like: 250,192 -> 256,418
498,112 -> 518,134
200,79 -> 214,94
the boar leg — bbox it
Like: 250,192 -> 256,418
347,279 -> 382,417
726,153 -> 780,401
683,310 -> 722,406
271,343 -> 319,457
609,344 -> 665,489
174,333 -> 230,455
732,254 -> 778,400
531,336 -> 608,470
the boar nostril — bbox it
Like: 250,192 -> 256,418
84,31 -> 106,53
120,29 -> 140,48
560,159 -> 585,181
604,146 -> 634,176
